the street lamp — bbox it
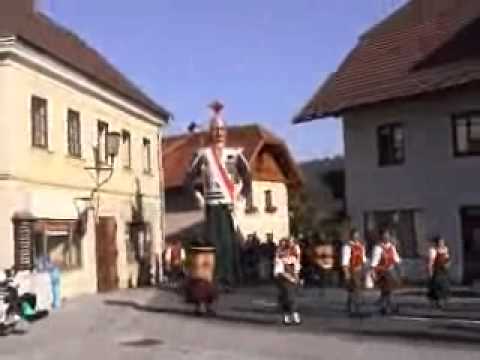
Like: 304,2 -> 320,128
106,131 -> 121,161
84,131 -> 121,216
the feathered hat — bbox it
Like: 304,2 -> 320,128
209,100 -> 225,130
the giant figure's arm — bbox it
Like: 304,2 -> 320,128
184,151 -> 206,208
236,152 -> 252,198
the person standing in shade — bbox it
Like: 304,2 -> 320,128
186,101 -> 252,291
342,229 -> 367,315
370,229 -> 402,315
427,236 -> 450,309
274,237 -> 302,325
164,239 -> 186,287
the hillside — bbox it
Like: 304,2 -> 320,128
299,156 -> 345,221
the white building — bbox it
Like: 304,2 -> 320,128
294,0 -> 480,283
0,0 -> 170,297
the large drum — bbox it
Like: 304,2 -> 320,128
189,246 -> 216,283
312,244 -> 335,271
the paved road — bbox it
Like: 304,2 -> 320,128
1,286 -> 480,360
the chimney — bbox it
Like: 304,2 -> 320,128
3,0 -> 36,17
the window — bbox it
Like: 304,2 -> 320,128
452,113 -> 480,156
265,190 -> 277,213
266,233 -> 274,243
364,210 -> 421,258
377,123 -> 404,166
122,130 -> 131,169
67,109 -> 81,157
31,96 -> 48,148
245,190 -> 258,214
97,121 -> 108,163
143,138 -> 151,173
34,222 -> 82,271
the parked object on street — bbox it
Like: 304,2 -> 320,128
0,268 -> 23,336
185,246 -> 218,316
274,238 -> 302,325
17,262 -> 53,312
370,230 -> 402,315
0,267 -> 49,336
427,236 -> 451,309
341,229 -> 367,315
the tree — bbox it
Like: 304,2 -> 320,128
321,169 -> 345,200
288,188 -> 316,237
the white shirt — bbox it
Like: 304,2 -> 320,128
189,147 -> 250,206
370,243 -> 401,268
274,247 -> 301,277
428,246 -> 449,268
164,246 -> 186,265
341,242 -> 367,267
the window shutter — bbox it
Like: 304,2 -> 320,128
13,215 -> 35,271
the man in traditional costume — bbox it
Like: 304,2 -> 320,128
186,101 -> 252,291
341,229 -> 367,315
427,236 -> 450,309
274,237 -> 302,325
370,230 -> 402,315
164,238 -> 186,286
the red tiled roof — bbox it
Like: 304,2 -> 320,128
163,124 -> 302,189
0,0 -> 170,120
294,0 -> 480,123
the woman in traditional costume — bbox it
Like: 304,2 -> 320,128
427,236 -> 450,309
370,230 -> 402,315
274,237 -> 302,325
341,229 -> 367,315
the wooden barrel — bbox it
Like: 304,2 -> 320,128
189,246 -> 216,282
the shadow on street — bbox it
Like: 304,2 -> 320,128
324,325 -> 480,348
104,299 -> 278,327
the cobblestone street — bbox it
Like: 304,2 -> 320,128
2,287 -> 480,360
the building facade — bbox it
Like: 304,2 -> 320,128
344,87 -> 480,283
294,0 -> 480,283
0,1 -> 169,297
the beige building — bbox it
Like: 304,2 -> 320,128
295,0 -> 480,283
0,1 -> 170,297
163,125 -> 301,245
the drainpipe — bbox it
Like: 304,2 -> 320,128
157,118 -> 169,284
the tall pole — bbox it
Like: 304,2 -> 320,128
158,128 -> 166,283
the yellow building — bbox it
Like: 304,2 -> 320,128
0,1 -> 170,297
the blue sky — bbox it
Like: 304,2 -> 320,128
42,0 -> 404,161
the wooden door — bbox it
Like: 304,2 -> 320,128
461,207 -> 480,283
96,216 -> 119,292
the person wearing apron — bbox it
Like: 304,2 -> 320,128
342,229 -> 367,315
427,236 -> 450,309
370,230 -> 402,315
274,238 -> 302,325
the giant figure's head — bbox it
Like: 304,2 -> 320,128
209,101 -> 226,147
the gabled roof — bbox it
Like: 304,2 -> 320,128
0,0 -> 170,121
163,124 -> 302,189
294,0 -> 480,123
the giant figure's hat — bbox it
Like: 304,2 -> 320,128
209,100 -> 225,129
